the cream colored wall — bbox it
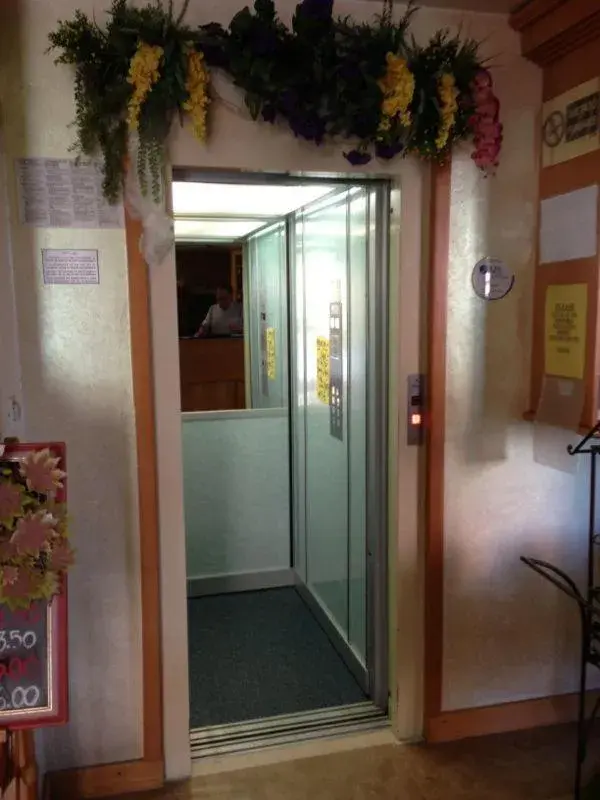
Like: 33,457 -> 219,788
0,0 -> 551,777
441,58 -> 591,707
0,117 -> 25,441
0,2 -> 143,772
163,0 -> 540,774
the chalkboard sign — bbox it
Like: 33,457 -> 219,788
0,443 -> 69,729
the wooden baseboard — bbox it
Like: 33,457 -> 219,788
426,691 -> 599,743
44,757 -> 163,799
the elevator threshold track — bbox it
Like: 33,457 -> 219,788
190,701 -> 388,759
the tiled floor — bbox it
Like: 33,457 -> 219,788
113,725 -> 596,799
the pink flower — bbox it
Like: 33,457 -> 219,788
11,512 -> 56,555
1,567 -> 18,586
0,482 -> 23,525
48,541 -> 75,571
472,69 -> 492,90
469,69 -> 502,173
0,541 -> 17,562
20,449 -> 65,496
474,97 -> 500,120
1,570 -> 40,601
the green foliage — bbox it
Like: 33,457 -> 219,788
48,0 -> 196,201
49,0 -> 493,203
407,30 -> 482,160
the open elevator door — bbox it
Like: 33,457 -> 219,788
289,184 -> 390,709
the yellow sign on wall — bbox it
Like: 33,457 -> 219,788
544,283 -> 588,379
266,328 -> 276,380
316,336 -> 330,404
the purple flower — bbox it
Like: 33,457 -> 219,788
251,29 -> 279,56
351,118 -> 375,139
344,149 -> 372,166
375,142 -> 404,160
280,89 -> 299,114
289,114 -> 326,144
296,0 -> 333,22
261,104 -> 277,123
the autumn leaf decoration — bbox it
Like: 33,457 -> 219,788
0,449 -> 74,609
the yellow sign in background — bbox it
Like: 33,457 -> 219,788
266,328 -> 276,380
316,336 -> 330,404
544,283 -> 588,379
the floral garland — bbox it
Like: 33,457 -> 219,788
0,450 -> 74,610
48,0 -> 502,204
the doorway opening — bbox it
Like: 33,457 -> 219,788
173,172 -> 391,756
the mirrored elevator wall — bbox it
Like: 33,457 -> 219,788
182,181 -> 389,698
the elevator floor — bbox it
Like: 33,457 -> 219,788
188,587 -> 367,728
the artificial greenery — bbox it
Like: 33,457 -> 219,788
48,0 -> 502,204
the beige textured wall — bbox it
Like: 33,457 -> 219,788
0,0 -> 558,775
0,1 -> 143,771
441,52 -> 593,708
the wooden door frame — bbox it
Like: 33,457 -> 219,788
424,161 -> 451,736
47,157 -> 429,795
44,211 -> 164,799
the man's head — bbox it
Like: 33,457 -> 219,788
216,284 -> 234,309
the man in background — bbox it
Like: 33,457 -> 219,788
196,284 -> 243,337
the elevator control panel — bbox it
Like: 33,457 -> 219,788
407,374 -> 424,446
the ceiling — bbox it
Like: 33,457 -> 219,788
172,181 -> 336,243
403,0 -> 513,11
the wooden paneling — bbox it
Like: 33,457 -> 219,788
543,35 -> 600,100
3,731 -> 37,800
125,211 -> 164,766
511,0 -> 600,430
424,161 -> 452,728
511,0 -> 600,67
45,759 -> 163,799
427,691 -> 600,742
179,338 -> 245,412
539,150 -> 600,197
176,245 -> 230,291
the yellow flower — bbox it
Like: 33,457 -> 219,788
183,50 -> 210,143
378,53 -> 415,135
127,43 -> 164,131
435,72 -> 459,151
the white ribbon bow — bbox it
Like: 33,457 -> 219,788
125,143 -> 174,268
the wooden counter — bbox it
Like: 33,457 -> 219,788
179,338 -> 245,412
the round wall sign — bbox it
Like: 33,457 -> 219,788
471,257 -> 514,301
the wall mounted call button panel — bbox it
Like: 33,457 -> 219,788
407,374 -> 424,446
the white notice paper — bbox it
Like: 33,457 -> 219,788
539,185 -> 598,264
16,158 -> 123,229
42,249 -> 99,285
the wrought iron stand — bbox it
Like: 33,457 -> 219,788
522,422 -> 600,800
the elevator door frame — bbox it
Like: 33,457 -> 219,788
286,182 -> 390,710
174,170 -> 391,710
151,162 -> 421,780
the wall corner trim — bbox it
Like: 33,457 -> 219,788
426,691 -> 600,743
424,161 -> 452,726
44,758 -> 163,799
509,0 -> 600,67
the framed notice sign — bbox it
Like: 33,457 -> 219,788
0,443 -> 68,729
